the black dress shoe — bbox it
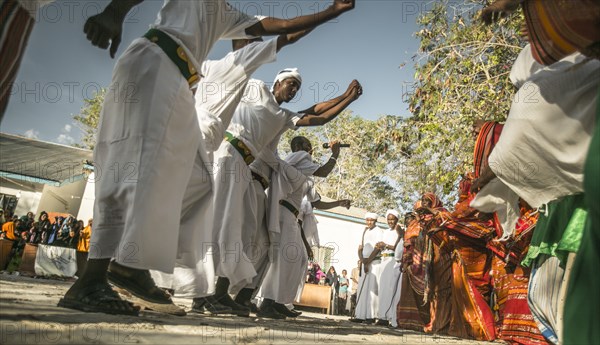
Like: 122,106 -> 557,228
256,299 -> 286,319
218,294 -> 251,317
365,318 -> 375,324
349,318 -> 365,323
192,296 -> 232,315
273,302 -> 302,317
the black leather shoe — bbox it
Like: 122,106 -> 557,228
192,296 -> 233,315
273,302 -> 302,317
349,318 -> 365,323
257,299 -> 286,319
218,294 -> 250,317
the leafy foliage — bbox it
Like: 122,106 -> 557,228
398,0 -> 525,206
73,88 -> 105,150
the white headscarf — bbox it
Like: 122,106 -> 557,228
385,209 -> 400,219
271,68 -> 302,91
364,212 -> 378,220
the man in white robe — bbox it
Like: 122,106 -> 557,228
149,29 -> 318,315
201,70 -> 361,316
256,137 -> 351,319
376,209 -> 404,327
59,0 -> 356,316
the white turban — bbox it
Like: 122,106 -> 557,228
385,209 -> 400,219
272,68 -> 302,91
364,212 -> 378,220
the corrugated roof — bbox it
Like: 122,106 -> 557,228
0,133 -> 92,185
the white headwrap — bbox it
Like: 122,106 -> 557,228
385,209 -> 400,219
272,68 -> 302,91
364,212 -> 378,220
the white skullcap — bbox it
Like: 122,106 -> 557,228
364,212 -> 378,220
385,209 -> 400,219
272,68 -> 302,90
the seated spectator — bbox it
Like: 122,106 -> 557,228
46,216 -> 64,245
29,211 -> 51,244
1,218 -> 20,241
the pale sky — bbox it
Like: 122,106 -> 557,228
1,0 -> 439,145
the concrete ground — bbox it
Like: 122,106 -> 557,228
0,273 -> 490,344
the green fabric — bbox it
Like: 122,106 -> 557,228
521,194 -> 586,267
143,28 -> 200,86
564,89 -> 600,345
224,131 -> 255,165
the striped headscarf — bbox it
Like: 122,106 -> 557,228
523,0 -> 600,65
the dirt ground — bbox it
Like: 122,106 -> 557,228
0,273 -> 490,345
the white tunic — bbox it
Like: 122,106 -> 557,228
210,81 -> 302,289
486,51 -> 599,208
154,0 -> 264,73
91,0 -> 261,274
196,39 -> 278,152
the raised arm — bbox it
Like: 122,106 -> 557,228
480,0 -> 523,25
296,81 -> 362,126
313,141 -> 340,177
84,0 -> 144,58
245,0 -> 354,36
312,199 -> 352,210
276,28 -> 314,52
300,80 -> 359,115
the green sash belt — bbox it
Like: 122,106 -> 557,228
279,200 -> 299,218
224,131 -> 255,165
143,28 -> 200,87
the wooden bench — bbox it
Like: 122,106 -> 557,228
18,244 -> 38,275
296,284 -> 332,314
0,239 -> 14,270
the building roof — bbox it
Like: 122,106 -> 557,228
314,196 -> 388,226
0,132 -> 92,186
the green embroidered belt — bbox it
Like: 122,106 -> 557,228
143,28 -> 200,87
224,131 -> 255,165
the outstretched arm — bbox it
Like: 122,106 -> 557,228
84,0 -> 144,58
276,28 -> 314,52
300,80 -> 359,115
296,81 -> 362,126
245,0 -> 354,36
312,199 -> 351,210
480,0 -> 523,25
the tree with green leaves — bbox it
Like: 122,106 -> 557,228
73,88 -> 105,150
397,0 -> 525,206
278,111 -> 413,214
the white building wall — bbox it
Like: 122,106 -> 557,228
76,173 -> 95,221
0,182 -> 42,217
313,214 -> 365,277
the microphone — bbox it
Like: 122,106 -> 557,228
322,143 -> 351,149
